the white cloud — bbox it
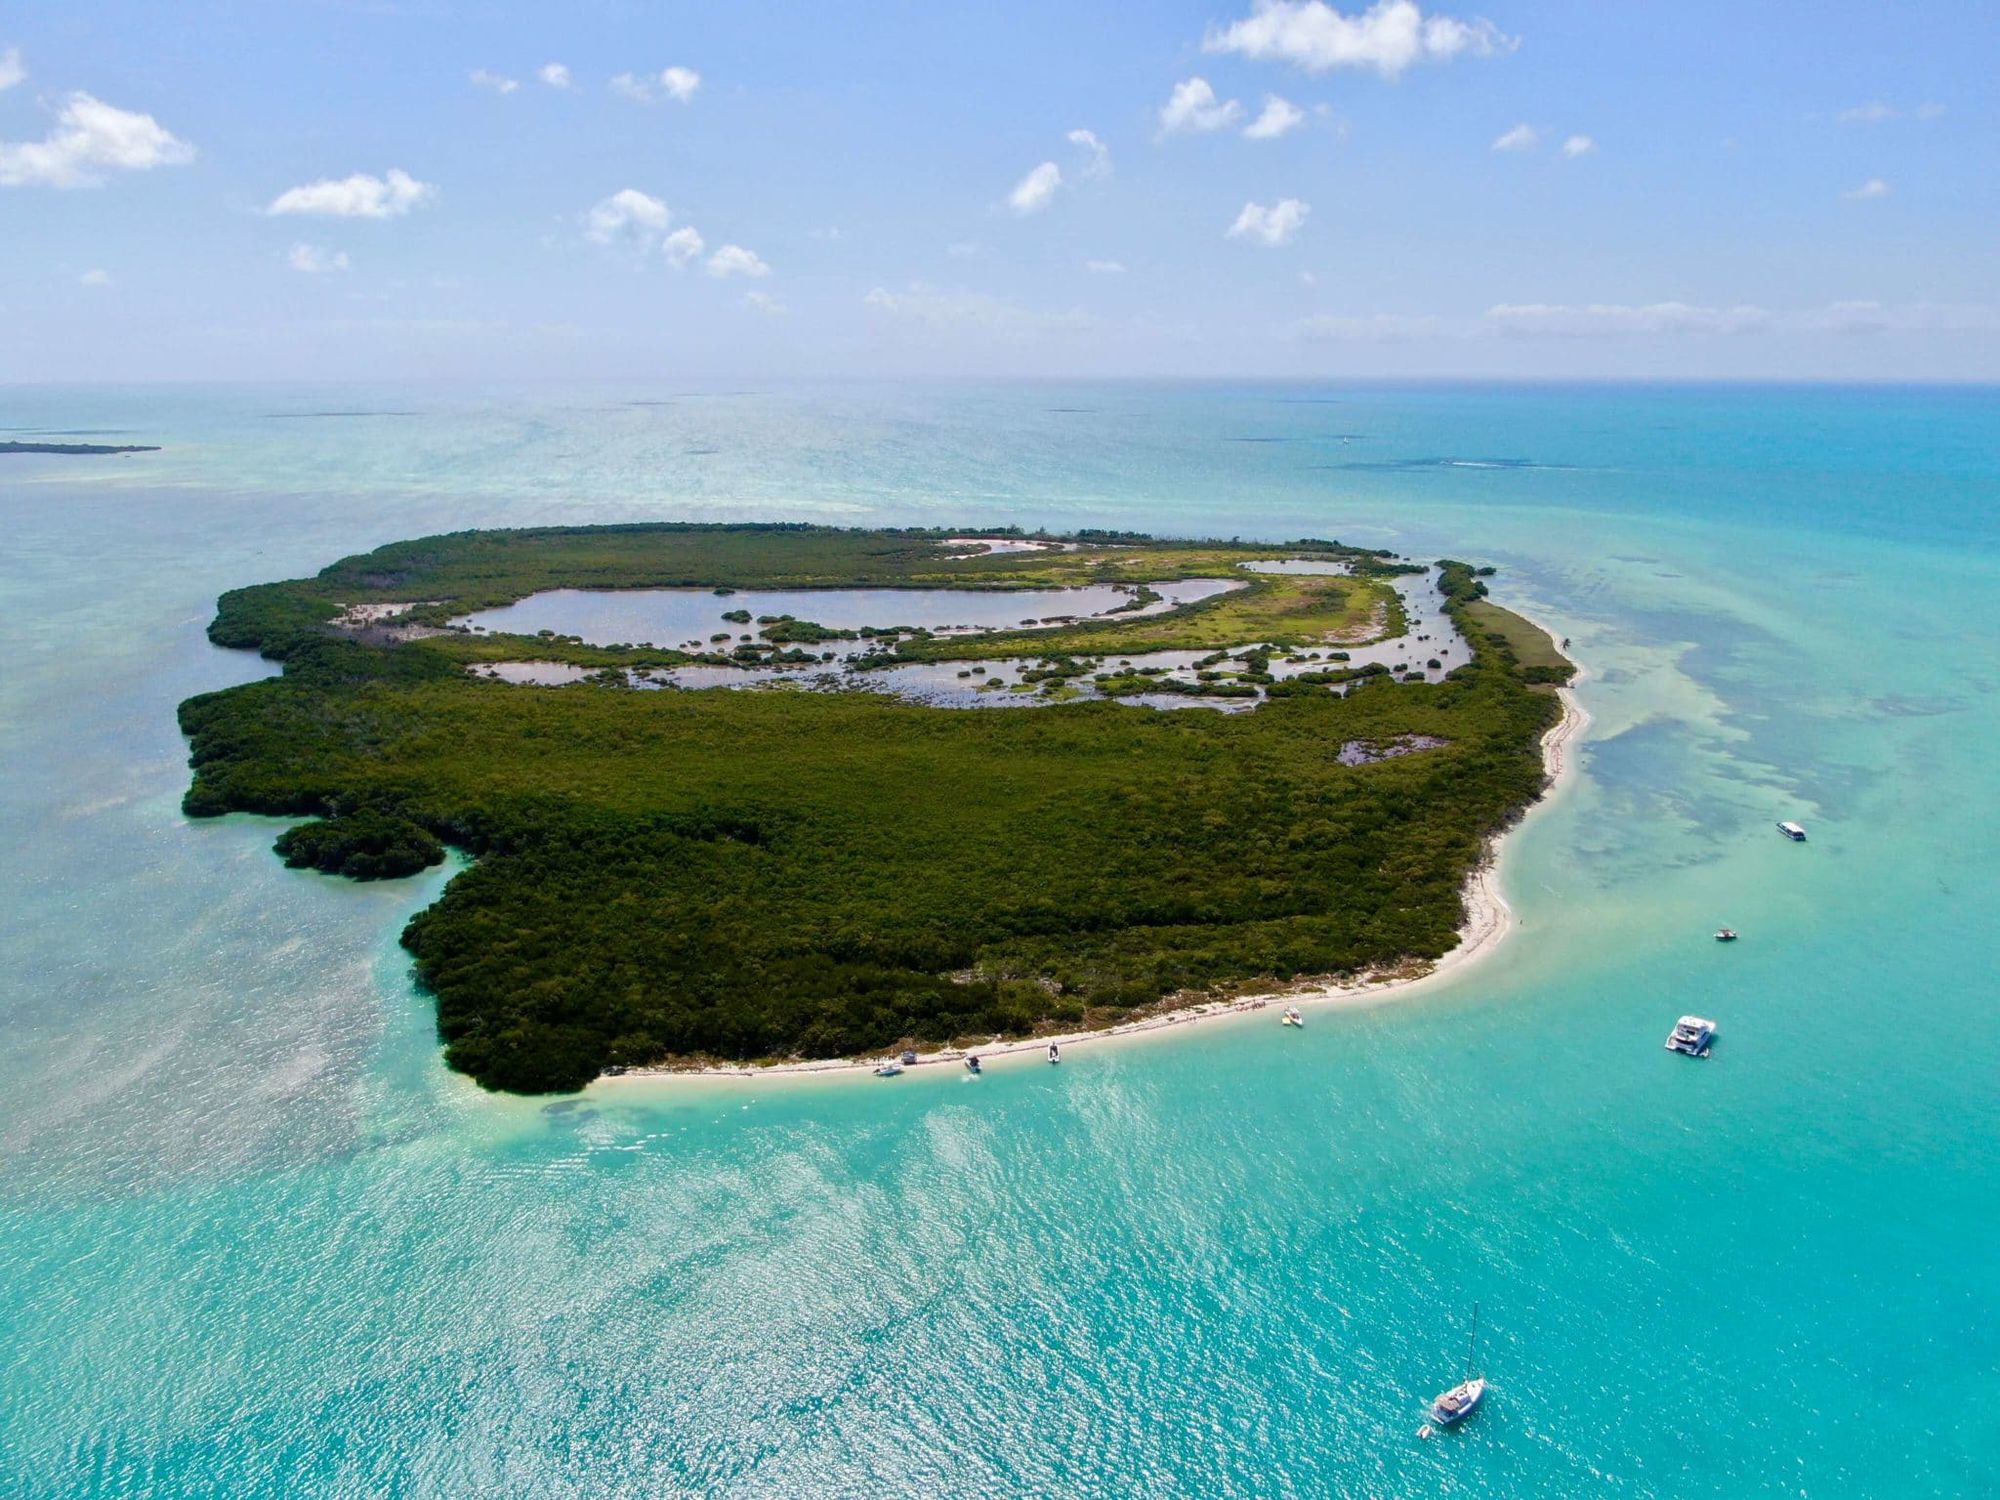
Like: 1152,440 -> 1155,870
1843,177 -> 1891,200
1293,311 -> 1452,340
586,187 -> 671,244
863,283 -> 1094,339
744,290 -> 786,315
707,244 -> 770,278
1561,134 -> 1595,157
663,225 -> 704,267
1285,298 -> 2000,343
78,267 -> 110,287
1085,259 -> 1127,273
268,168 -> 432,218
1008,160 -> 1062,214
1227,197 -> 1310,246
0,91 -> 194,189
0,46 -> 24,91
1491,122 -> 1537,151
1159,77 -> 1243,136
1835,101 -> 1945,125
1067,127 -> 1112,178
946,241 -> 980,258
1206,0 -> 1517,80
288,243 -> 351,274
809,225 -> 843,241
1486,301 -> 1774,336
1244,95 -> 1306,139
538,63 -> 572,89
611,67 -> 699,104
470,69 -> 518,94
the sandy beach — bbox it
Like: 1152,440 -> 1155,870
608,666 -> 1590,1089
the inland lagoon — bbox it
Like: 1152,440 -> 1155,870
3,382 -> 1998,1497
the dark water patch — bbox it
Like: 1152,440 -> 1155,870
1869,694 -> 1965,718
265,410 -> 423,419
684,447 -> 721,456
1337,734 -> 1448,766
1224,436 -> 1297,444
626,401 -> 677,407
1045,407 -> 1095,414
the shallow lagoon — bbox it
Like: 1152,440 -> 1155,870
466,564 -> 1471,709
457,576 -> 1243,651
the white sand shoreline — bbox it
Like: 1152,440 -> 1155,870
605,641 -> 1588,1091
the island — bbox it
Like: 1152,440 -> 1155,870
1,440 -> 161,456
178,523 -> 1574,1093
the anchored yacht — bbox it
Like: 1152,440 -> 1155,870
1665,1015 -> 1717,1057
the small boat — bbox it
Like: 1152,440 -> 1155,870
900,1050 -> 918,1066
1714,928 -> 1738,942
873,1062 -> 903,1078
1047,1042 -> 1061,1064
1282,1006 -> 1304,1027
964,1055 -> 982,1075
1665,1015 -> 1717,1057
1426,1304 -> 1487,1431
1777,821 -> 1808,842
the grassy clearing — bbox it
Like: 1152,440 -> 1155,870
1463,600 -> 1572,685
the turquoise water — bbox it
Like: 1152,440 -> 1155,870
3,383 -> 1997,1497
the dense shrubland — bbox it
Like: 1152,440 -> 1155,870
180,525 -> 1568,1093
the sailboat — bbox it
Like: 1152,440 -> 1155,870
1423,1303 -> 1487,1433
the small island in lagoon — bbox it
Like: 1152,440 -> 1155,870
1,440 -> 161,456
178,524 -> 1574,1093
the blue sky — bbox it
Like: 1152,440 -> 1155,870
2,0 -> 1994,381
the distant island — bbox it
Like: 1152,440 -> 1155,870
1,440 -> 160,456
179,523 -> 1574,1093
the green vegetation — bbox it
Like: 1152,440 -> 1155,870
274,810 -> 445,880
1,440 -> 162,456
1463,599 -> 1576,687
179,524 -> 1568,1094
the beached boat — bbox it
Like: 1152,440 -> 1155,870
1777,821 -> 1808,842
1046,1042 -> 1061,1064
964,1055 -> 982,1075
1714,928 -> 1738,942
1665,1015 -> 1716,1057
873,1062 -> 903,1077
900,1050 -> 918,1066
1424,1304 -> 1487,1432
1282,1006 -> 1303,1027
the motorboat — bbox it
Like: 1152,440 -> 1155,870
1714,928 -> 1738,942
900,1050 -> 918,1066
964,1055 -> 982,1075
1665,1015 -> 1716,1057
1047,1042 -> 1061,1064
1282,1006 -> 1304,1027
872,1062 -> 903,1077
1777,821 -> 1808,842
